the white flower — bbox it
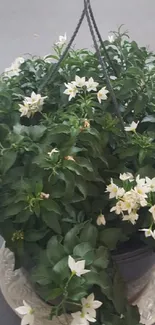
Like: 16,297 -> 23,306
122,212 -> 139,225
119,172 -> 134,181
4,57 -> 24,78
68,256 -> 90,277
82,293 -> 102,317
74,76 -> 86,88
64,82 -> 78,101
55,33 -> 67,46
111,200 -> 124,215
71,293 -> 102,325
108,35 -> 115,43
149,205 -> 155,221
48,148 -> 59,157
40,192 -> 50,199
106,180 -> 124,199
24,92 -> 47,107
96,214 -> 106,226
19,92 -> 47,118
15,300 -> 34,325
85,77 -> 99,92
71,312 -> 89,325
19,103 -> 30,118
110,76 -> 117,80
116,188 -> 125,198
106,179 -> 118,199
136,175 -> 146,186
124,121 -> 139,132
145,177 -> 155,192
97,87 -> 109,103
139,228 -> 155,239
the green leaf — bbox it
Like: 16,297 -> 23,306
63,160 -> 84,177
1,150 -> 17,174
14,210 -> 31,223
69,289 -> 87,301
125,305 -> 141,325
73,242 -> 93,257
41,199 -> 61,215
113,271 -> 126,314
47,236 -> 66,263
59,170 -> 75,200
100,270 -> 113,299
35,180 -> 43,194
80,224 -> 98,247
46,288 -> 63,301
0,124 -> 10,145
3,202 -> 26,219
31,265 -> 53,285
100,228 -> 127,250
94,246 -> 109,269
29,125 -> 46,141
25,229 -> 49,241
64,225 -> 81,254
76,178 -> 87,199
84,270 -> 112,298
52,256 -> 69,280
76,157 -> 93,172
119,147 -> 139,159
138,149 -> 146,165
42,211 -> 61,234
50,125 -> 71,135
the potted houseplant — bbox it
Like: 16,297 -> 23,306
1,29 -> 155,325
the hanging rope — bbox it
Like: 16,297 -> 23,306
39,7 -> 86,93
84,0 -> 124,130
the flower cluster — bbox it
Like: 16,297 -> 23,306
4,57 -> 24,78
106,174 -> 155,230
71,294 -> 102,325
68,256 -> 102,325
19,91 -> 47,118
64,75 -> 109,102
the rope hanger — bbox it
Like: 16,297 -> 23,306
39,0 -> 124,130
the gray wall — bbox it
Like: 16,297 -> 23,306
0,0 -> 155,72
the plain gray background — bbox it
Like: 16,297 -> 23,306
0,0 -> 155,323
1,0 -> 155,72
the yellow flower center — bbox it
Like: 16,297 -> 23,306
29,308 -> 34,315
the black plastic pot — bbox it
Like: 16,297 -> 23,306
112,245 -> 155,302
113,245 -> 155,282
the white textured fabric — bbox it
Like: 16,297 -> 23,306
0,246 -> 155,325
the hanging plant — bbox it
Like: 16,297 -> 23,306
1,2 -> 155,325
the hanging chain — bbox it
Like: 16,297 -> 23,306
87,1 -> 118,77
84,0 -> 124,130
39,7 -> 86,93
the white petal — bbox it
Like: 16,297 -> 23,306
79,269 -> 90,275
87,293 -> 94,303
75,260 -> 85,272
21,314 -> 34,325
85,314 -> 96,322
81,297 -> 87,306
92,300 -> 102,309
68,255 -> 75,271
15,306 -> 29,315
23,300 -> 31,309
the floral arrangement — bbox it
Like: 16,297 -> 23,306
1,30 -> 155,325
